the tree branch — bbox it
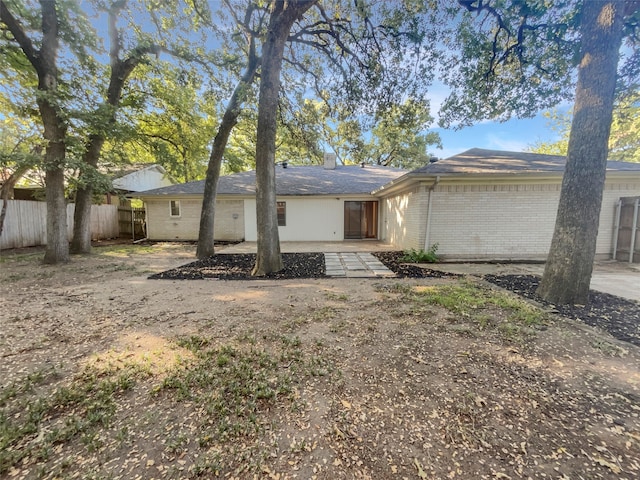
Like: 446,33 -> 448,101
0,0 -> 41,72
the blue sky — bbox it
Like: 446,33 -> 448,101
425,78 -> 570,159
433,114 -> 563,159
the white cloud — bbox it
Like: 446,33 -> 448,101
485,133 -> 529,152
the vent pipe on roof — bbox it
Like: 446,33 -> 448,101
323,152 -> 337,170
282,161 -> 288,169
360,162 -> 365,168
429,156 -> 439,163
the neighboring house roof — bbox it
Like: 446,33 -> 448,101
412,148 -> 640,175
135,164 -> 407,197
112,164 -> 176,192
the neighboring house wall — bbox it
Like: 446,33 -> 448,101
408,179 -> 640,260
144,197 -> 244,241
380,185 -> 429,249
243,196 -> 376,242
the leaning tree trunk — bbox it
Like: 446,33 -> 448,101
70,134 -> 105,253
252,0 -> 317,276
196,47 -> 260,259
71,1 -> 157,254
537,0 -> 627,304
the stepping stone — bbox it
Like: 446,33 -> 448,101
323,252 -> 395,278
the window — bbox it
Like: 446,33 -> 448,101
277,201 -> 286,226
170,200 -> 181,217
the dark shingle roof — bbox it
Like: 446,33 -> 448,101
411,148 -> 640,175
135,164 -> 407,197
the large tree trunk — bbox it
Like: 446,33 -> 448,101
2,0 -> 69,263
39,68 -> 69,264
38,1 -> 69,264
43,159 -> 69,264
196,46 -> 260,259
537,0 -> 628,304
252,0 -> 317,276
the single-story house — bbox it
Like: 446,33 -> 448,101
135,154 -> 406,242
134,149 -> 640,260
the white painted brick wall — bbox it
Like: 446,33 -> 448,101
381,186 -> 428,249
381,180 -> 640,260
145,198 -> 244,241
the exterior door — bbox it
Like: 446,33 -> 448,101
344,201 -> 378,239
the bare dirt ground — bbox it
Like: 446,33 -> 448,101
1,243 -> 639,480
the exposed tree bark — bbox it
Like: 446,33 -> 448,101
252,0 -> 318,276
1,0 -> 70,263
537,0 -> 630,304
196,39 -> 260,259
71,1 -> 161,254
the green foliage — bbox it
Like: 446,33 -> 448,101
117,64 -> 218,182
610,91 -> 640,162
401,243 -> 439,263
158,336 -> 313,444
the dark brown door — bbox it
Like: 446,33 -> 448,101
344,201 -> 378,239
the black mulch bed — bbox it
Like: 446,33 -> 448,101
372,252 -> 461,278
149,251 -> 459,281
149,253 -> 325,280
485,274 -> 640,347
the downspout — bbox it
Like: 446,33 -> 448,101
611,199 -> 621,260
424,176 -> 440,251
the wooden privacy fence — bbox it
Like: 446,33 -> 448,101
613,196 -> 640,263
0,200 -> 119,250
118,207 -> 146,241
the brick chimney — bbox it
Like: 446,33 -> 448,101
323,152 -> 337,170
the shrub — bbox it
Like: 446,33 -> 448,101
401,243 -> 439,263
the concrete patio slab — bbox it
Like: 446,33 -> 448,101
218,241 -> 395,254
